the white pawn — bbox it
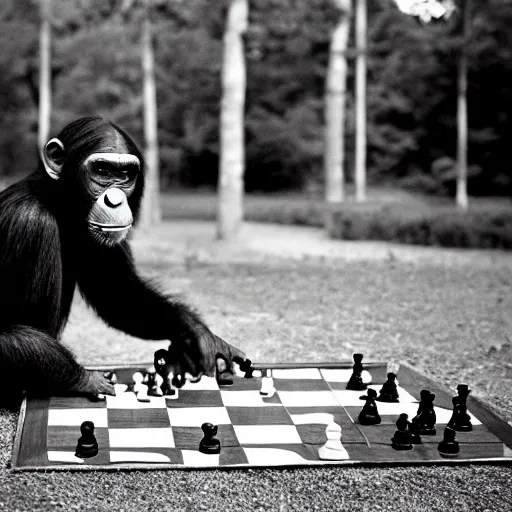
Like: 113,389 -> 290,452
132,372 -> 145,393
132,372 -> 150,402
259,369 -> 276,398
318,423 -> 348,460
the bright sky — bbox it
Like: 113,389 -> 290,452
394,0 -> 456,22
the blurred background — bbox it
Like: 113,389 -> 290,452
1,0 -> 511,248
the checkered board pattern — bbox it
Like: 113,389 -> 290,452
12,362 -> 512,470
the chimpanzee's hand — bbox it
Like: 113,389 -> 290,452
161,327 -> 246,387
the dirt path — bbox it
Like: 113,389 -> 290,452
133,220 -> 512,269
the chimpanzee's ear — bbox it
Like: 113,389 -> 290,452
42,138 -> 65,180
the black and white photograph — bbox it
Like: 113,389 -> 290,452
0,0 -> 511,510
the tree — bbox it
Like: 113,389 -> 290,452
324,0 -> 351,204
354,0 -> 367,202
216,0 -> 248,240
140,0 -> 161,226
38,0 -> 52,153
394,0 -> 470,208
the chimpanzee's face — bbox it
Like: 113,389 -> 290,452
42,133 -> 142,247
84,152 -> 140,246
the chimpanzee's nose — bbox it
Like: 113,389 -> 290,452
104,188 -> 125,208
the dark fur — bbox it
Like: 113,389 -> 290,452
0,117 -> 241,408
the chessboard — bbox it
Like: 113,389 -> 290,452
11,361 -> 512,471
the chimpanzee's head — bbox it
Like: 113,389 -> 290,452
41,117 -> 145,246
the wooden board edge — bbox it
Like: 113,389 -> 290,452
11,456 -> 512,472
84,361 -> 386,372
10,398 -> 27,470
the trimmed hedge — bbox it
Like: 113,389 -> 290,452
327,203 -> 512,250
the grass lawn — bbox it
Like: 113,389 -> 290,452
1,222 -> 512,511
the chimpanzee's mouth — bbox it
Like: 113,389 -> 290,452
89,222 -> 132,232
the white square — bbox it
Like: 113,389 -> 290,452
109,427 -> 175,448
48,408 -> 108,428
320,369 -> 354,383
234,425 -> 302,444
180,376 -> 220,391
221,390 -> 281,407
106,393 -> 167,409
243,447 -> 310,466
182,450 -> 220,467
368,385 -> 417,403
47,451 -> 85,464
273,368 -> 322,380
289,412 -> 336,426
109,451 -> 171,463
331,390 -> 374,407
167,407 -> 231,427
278,391 -> 339,408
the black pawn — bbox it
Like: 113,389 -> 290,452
391,413 -> 415,450
377,372 -> 399,403
358,388 -> 381,425
146,369 -> 161,397
346,353 -> 367,391
75,421 -> 99,459
438,427 -> 460,457
199,423 -> 221,454
410,390 -> 437,436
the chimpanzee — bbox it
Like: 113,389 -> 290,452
0,117 -> 245,407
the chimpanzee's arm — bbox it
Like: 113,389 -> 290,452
76,241 -> 204,340
76,241 -> 244,379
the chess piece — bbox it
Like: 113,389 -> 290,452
239,358 -> 254,379
132,372 -> 150,402
146,368 -> 163,397
358,388 -> 381,425
199,423 -> 221,454
410,390 -> 437,435
260,369 -> 276,398
75,421 -> 99,459
438,427 -> 460,457
103,371 -> 118,385
162,376 -> 178,399
377,372 -> 399,403
391,414 -> 414,450
318,422 -> 347,460
448,384 -> 472,432
346,353 -> 367,391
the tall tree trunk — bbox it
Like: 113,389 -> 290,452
38,0 -> 52,153
456,0 -> 470,210
354,0 -> 367,202
324,0 -> 352,204
216,0 -> 248,240
140,0 -> 161,227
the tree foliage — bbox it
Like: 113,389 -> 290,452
0,0 -> 511,196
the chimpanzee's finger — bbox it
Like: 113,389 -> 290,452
216,355 -> 229,374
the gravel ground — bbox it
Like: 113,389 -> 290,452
1,221 -> 512,512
